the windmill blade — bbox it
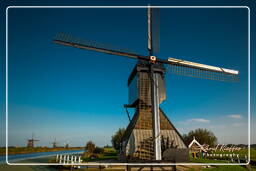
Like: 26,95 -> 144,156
31,133 -> 39,141
166,57 -> 239,82
53,32 -> 148,61
148,7 -> 160,55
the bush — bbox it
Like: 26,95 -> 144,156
94,147 -> 104,154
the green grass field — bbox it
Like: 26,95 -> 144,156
0,147 -> 84,155
81,147 -> 118,162
190,158 -> 247,170
211,148 -> 256,161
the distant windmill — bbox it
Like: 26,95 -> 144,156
53,7 -> 239,161
64,141 -> 70,148
27,133 -> 39,148
51,139 -> 59,148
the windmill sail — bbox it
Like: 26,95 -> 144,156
167,57 -> 239,82
54,32 -> 147,61
148,7 -> 160,56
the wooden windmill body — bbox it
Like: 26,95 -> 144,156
53,7 -> 239,162
120,63 -> 188,161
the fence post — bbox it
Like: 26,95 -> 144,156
59,155 -> 62,164
67,155 -> 70,164
77,156 -> 81,169
63,155 -> 66,164
71,155 -> 74,164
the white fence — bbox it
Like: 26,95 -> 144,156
56,154 -> 82,164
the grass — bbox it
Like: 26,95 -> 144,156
82,155 -> 118,162
0,147 -> 84,155
202,165 -> 247,171
103,147 -> 116,153
211,148 -> 256,161
190,157 -> 248,171
82,147 -> 118,162
189,148 -> 256,163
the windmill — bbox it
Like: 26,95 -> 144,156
27,133 -> 39,148
53,7 -> 239,162
51,138 -> 59,148
64,141 -> 70,148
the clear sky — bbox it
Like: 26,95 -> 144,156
0,0 -> 255,147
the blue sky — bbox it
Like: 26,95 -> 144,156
0,0 -> 255,147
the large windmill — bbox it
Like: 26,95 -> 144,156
27,133 -> 39,148
53,7 -> 239,162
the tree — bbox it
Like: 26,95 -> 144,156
94,147 -> 104,154
85,140 -> 96,153
111,128 -> 126,151
182,128 -> 217,147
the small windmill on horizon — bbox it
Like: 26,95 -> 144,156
53,7 -> 239,162
64,141 -> 70,148
27,133 -> 39,148
51,138 -> 59,148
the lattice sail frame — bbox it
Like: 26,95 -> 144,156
167,57 -> 239,82
54,32 -> 239,82
167,63 -> 239,82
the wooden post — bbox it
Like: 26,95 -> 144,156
172,165 -> 177,171
126,165 -> 131,171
